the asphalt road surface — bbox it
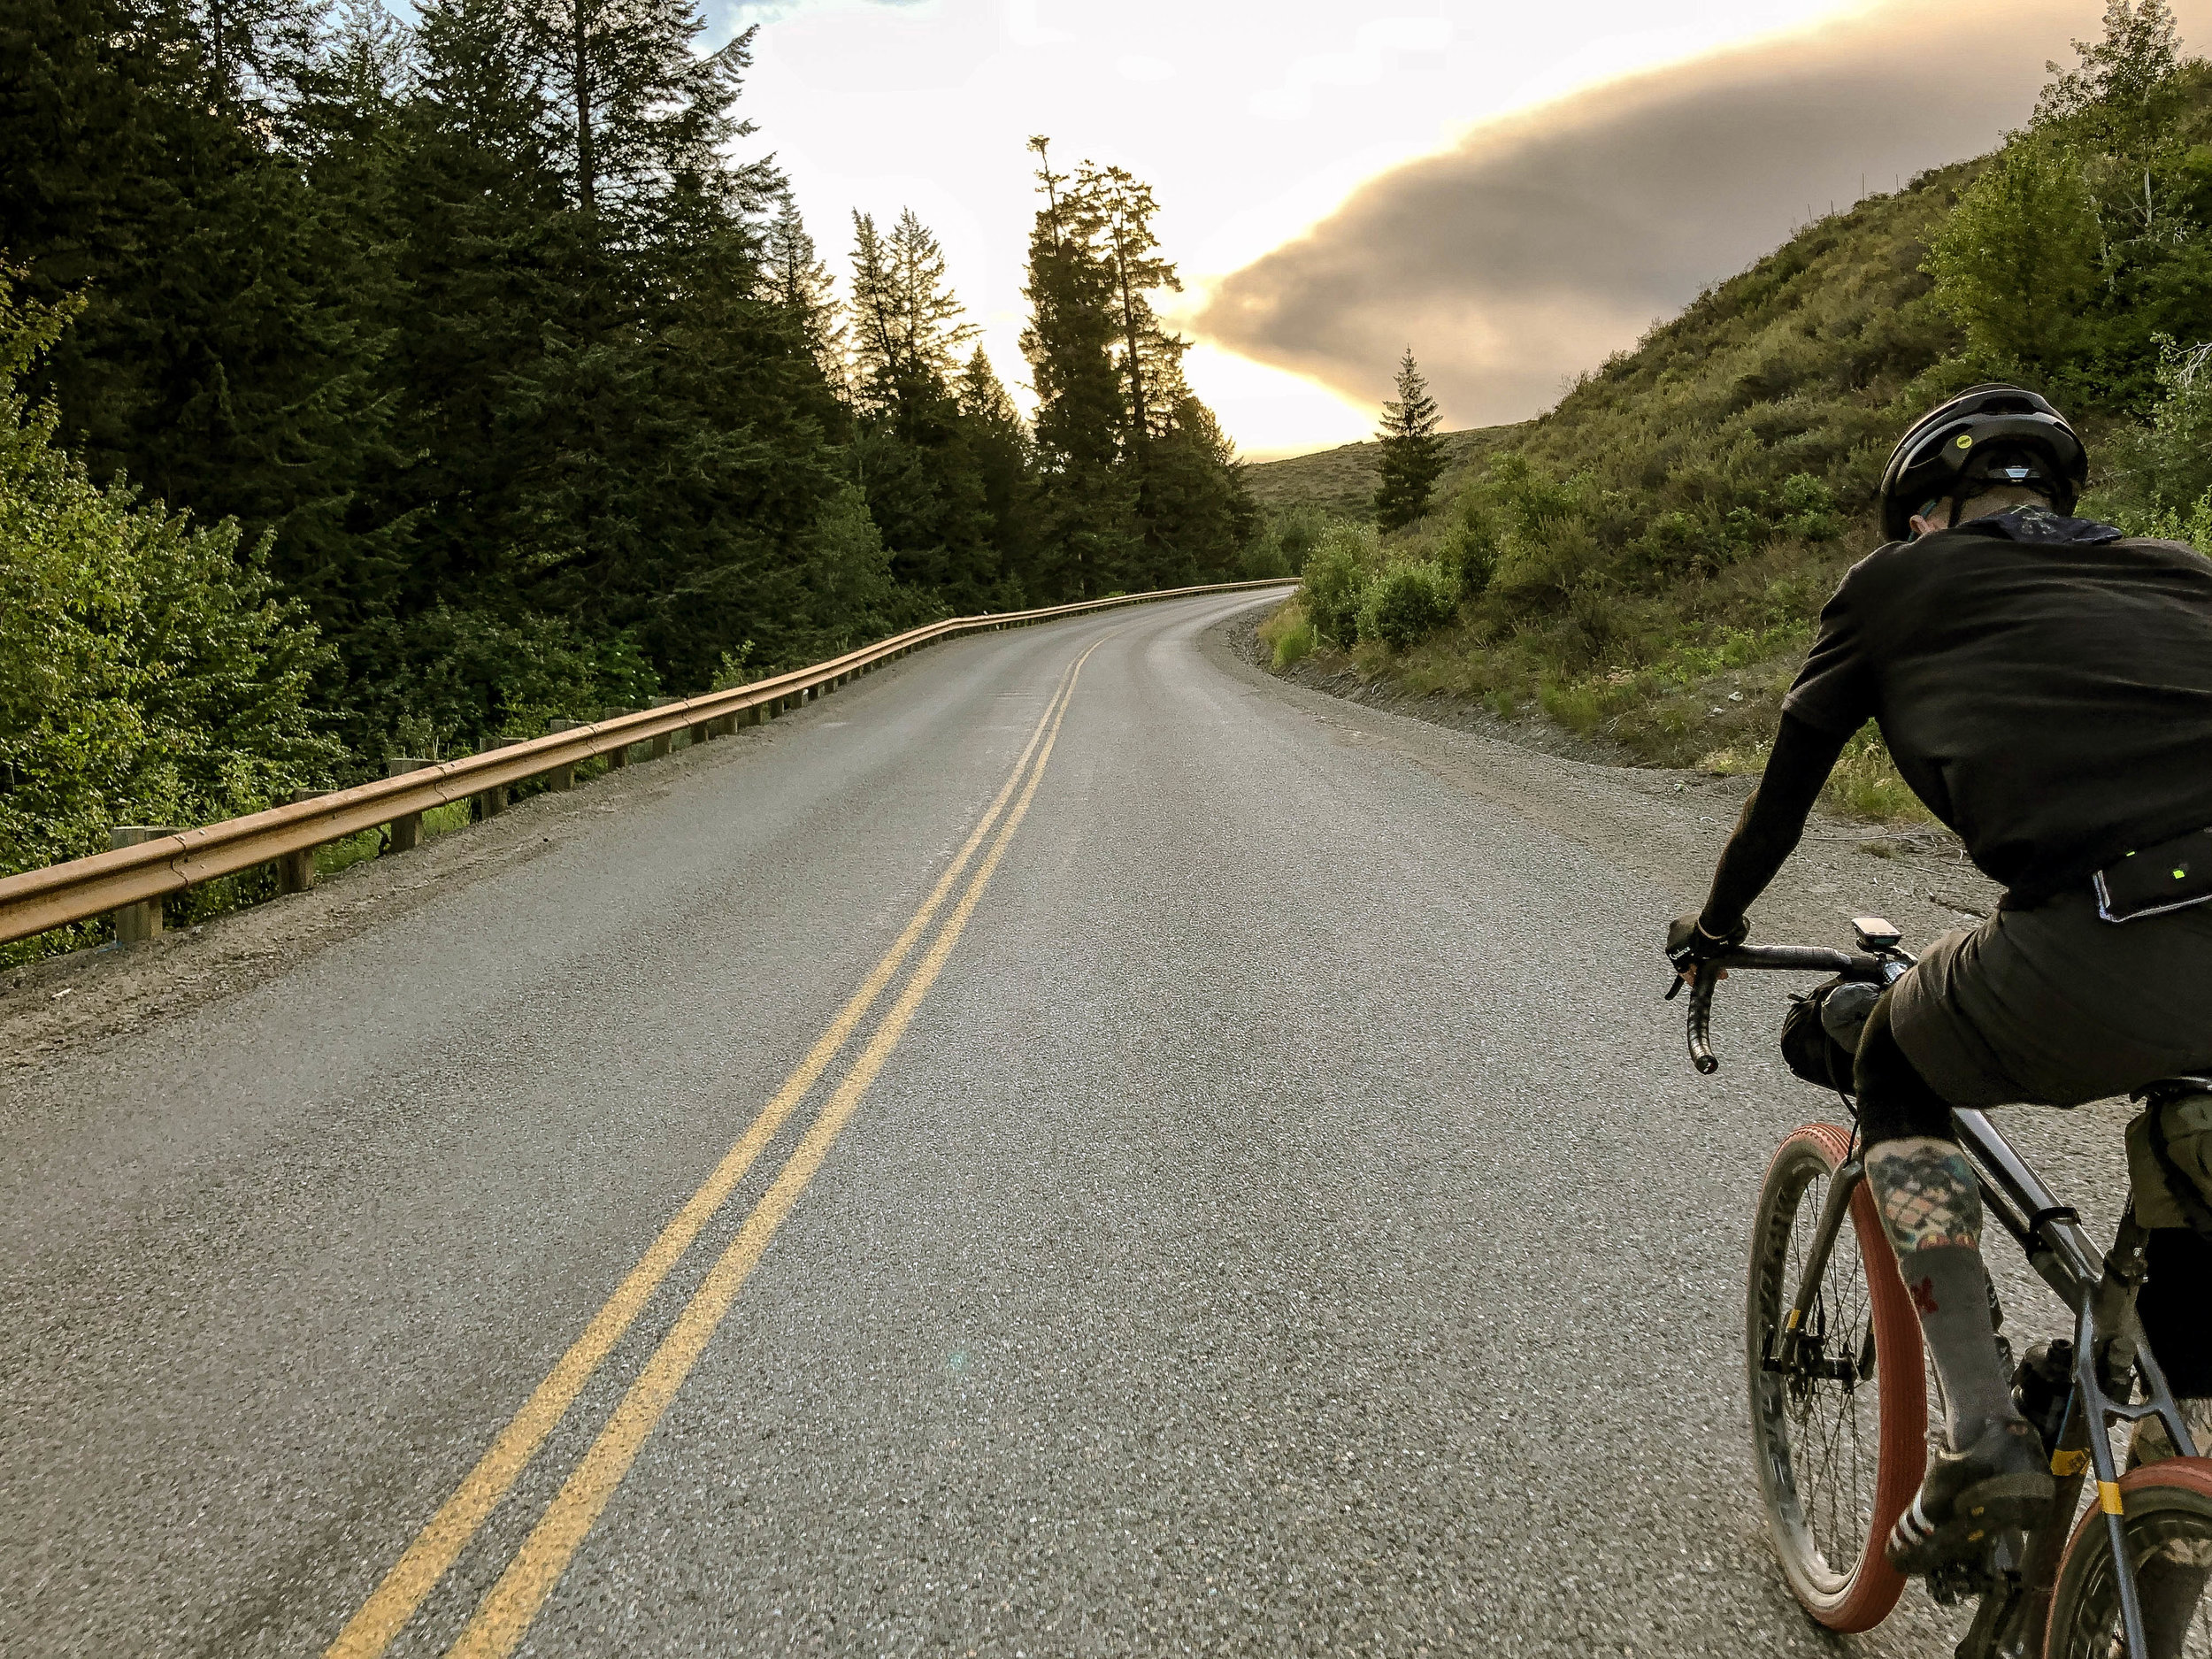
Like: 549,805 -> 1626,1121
1,589 -> 2130,1656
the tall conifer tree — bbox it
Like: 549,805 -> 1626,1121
1373,348 -> 1445,531
1019,137 -> 1135,597
846,208 -> 1001,604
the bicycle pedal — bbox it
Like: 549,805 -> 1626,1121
1927,1554 -> 2017,1607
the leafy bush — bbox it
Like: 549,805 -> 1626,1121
350,608 -> 663,760
1777,473 -> 1844,541
0,280 -> 342,956
1301,522 -> 1380,646
1356,560 -> 1458,650
2087,337 -> 2212,537
1925,139 -> 2101,377
1244,503 -> 1332,580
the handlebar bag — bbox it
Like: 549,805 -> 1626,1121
1778,982 -> 1849,1097
1779,977 -> 1874,1092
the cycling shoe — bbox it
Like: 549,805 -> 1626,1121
1887,1417 -> 2055,1576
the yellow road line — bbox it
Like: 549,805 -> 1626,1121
324,654 -> 1087,1659
444,641 -> 1099,1659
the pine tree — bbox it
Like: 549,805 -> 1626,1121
1019,138 -> 1134,597
956,349 -> 1041,603
761,196 -> 847,393
1079,163 -> 1180,450
845,208 -> 1003,604
848,208 -> 977,411
3,0 -> 402,695
1373,348 -> 1445,532
1065,153 -> 1249,587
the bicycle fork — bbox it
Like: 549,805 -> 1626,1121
1767,1156 -> 1866,1379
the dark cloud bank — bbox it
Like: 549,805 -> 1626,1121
1202,0 -> 2211,431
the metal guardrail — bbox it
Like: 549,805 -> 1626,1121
0,579 -> 1294,949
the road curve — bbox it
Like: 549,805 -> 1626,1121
4,589 -> 2072,1656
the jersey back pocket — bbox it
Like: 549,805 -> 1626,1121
2094,828 -> 2212,922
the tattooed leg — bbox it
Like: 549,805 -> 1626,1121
1865,1135 -> 2020,1443
1867,1136 -> 1984,1253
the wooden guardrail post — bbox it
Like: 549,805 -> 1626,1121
277,790 -> 329,893
108,826 -> 182,942
648,699 -> 676,761
544,720 -> 581,789
601,708 -> 637,768
386,757 -> 433,852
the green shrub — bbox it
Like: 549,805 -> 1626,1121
2087,338 -> 2212,537
0,280 -> 342,958
1925,138 -> 2101,378
1777,472 -> 1844,541
1356,560 -> 1458,650
1256,598 -> 1317,669
1301,522 -> 1380,645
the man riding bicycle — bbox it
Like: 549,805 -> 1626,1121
1668,384 -> 2212,1579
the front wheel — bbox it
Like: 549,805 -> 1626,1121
1746,1123 -> 1928,1632
2046,1457 -> 2212,1659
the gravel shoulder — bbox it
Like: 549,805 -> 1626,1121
1206,609 -> 2001,952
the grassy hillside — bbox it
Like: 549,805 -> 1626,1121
1265,16 -> 2212,823
1245,426 -> 1521,518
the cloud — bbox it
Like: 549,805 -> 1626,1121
1196,0 -> 2210,430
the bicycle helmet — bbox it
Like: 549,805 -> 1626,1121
1878,383 -> 2088,541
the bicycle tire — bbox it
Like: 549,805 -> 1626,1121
2045,1456 -> 2212,1659
1746,1122 -> 1927,1632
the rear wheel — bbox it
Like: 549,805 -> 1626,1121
2046,1457 -> 2212,1659
1746,1123 -> 1927,1631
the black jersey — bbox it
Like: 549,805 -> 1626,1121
1783,506 -> 2212,906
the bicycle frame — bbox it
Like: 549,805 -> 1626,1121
1691,942 -> 2204,1658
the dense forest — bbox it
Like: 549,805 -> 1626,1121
1265,0 -> 2212,819
0,0 -> 1262,901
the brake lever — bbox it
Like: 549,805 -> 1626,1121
1663,972 -> 1687,1002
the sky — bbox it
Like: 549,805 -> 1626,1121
710,0 -> 2175,457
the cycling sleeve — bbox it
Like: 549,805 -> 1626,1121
1696,712 -> 1852,935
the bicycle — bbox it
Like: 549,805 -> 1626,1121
1671,916 -> 2212,1657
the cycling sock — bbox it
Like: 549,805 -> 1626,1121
1866,1135 -> 2018,1444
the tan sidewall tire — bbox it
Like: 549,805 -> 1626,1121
2045,1455 -> 2212,1658
1747,1123 -> 1927,1632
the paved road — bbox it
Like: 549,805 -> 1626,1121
4,590 -> 2101,1656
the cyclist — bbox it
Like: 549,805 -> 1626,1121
1668,384 -> 2212,1578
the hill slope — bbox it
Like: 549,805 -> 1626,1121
1269,21 -> 2212,825
1244,426 -> 1521,518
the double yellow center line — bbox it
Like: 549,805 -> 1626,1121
327,641 -> 1101,1659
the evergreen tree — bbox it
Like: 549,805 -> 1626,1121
2,0 -> 394,604
845,208 -> 1005,605
956,349 -> 1042,603
761,196 -> 848,394
1020,136 -> 1134,598
848,208 -> 977,406
1373,348 -> 1445,531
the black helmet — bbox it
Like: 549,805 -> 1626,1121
1878,383 -> 2087,541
